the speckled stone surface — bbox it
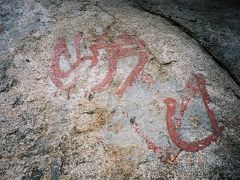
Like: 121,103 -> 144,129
134,0 -> 240,85
0,0 -> 240,179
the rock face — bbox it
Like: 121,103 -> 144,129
134,0 -> 240,85
0,0 -> 240,179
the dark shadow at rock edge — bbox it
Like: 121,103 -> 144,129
133,0 -> 240,86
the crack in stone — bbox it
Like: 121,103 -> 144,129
95,2 -> 118,31
133,2 -> 240,87
160,60 -> 177,66
229,87 -> 240,100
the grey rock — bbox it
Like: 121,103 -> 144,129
0,0 -> 239,179
133,0 -> 240,85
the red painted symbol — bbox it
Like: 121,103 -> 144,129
164,74 -> 224,152
130,117 -> 180,164
50,31 -> 150,99
131,74 -> 224,163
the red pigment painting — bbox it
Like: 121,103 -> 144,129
131,74 -> 224,162
50,31 -> 150,99
130,117 -> 181,164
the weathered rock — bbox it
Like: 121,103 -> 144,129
133,0 -> 240,85
0,0 -> 239,179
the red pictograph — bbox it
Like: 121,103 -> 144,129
50,31 -> 225,163
164,74 -> 224,152
50,32 -> 150,99
130,117 -> 180,164
131,74 -> 224,162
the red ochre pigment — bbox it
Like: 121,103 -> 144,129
130,117 -> 181,164
131,74 -> 224,162
50,32 -> 150,98
50,31 -> 224,160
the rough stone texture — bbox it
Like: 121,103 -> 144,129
133,0 -> 240,85
0,0 -> 240,179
